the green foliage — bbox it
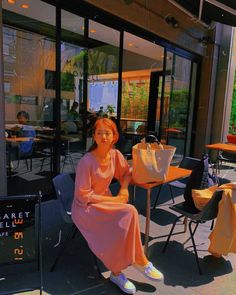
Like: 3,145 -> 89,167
169,89 -> 189,128
229,72 -> 236,134
105,104 -> 116,115
7,95 -> 21,104
121,81 -> 149,119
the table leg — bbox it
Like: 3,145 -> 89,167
144,188 -> 151,256
130,185 -> 136,204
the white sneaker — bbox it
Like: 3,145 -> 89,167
134,262 -> 164,281
110,272 -> 136,294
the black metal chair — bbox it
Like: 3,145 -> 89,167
162,189 -> 223,274
217,150 -> 236,173
50,173 -> 102,278
152,157 -> 200,209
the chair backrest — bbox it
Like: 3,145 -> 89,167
183,154 -> 217,209
179,156 -> 200,170
200,190 -> 223,221
52,173 -> 75,223
220,151 -> 236,162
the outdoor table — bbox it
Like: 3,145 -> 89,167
205,143 -> 236,174
205,142 -> 236,153
133,166 -> 191,255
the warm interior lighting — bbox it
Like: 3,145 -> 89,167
81,26 -> 85,30
90,29 -> 96,33
21,4 -> 29,9
128,42 -> 133,47
7,0 -> 16,4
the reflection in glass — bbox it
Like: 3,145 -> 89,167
88,20 -> 120,118
122,32 -> 164,133
3,1 -> 56,195
166,55 -> 192,156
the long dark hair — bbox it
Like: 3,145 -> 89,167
87,118 -> 119,152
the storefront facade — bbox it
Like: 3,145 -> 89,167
0,0 -> 233,196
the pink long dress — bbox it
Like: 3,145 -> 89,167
71,149 -> 146,273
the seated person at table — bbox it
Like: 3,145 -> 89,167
11,111 -> 36,156
72,118 -> 163,294
66,101 -> 83,134
17,111 -> 36,154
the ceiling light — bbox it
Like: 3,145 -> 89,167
81,26 -> 85,30
21,4 -> 29,9
90,29 -> 96,33
128,42 -> 133,47
7,0 -> 15,4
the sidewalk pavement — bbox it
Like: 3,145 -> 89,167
1,164 -> 235,295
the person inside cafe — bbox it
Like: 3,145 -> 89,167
61,101 -> 83,136
16,110 -> 36,155
68,101 -> 80,121
72,117 -> 163,294
9,111 -> 36,165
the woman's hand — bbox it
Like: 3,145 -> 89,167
116,194 -> 129,204
116,188 -> 129,204
120,172 -> 132,189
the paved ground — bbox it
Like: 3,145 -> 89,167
1,163 -> 236,295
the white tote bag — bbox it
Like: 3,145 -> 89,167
132,142 -> 176,184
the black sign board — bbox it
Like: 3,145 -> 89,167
0,196 -> 37,264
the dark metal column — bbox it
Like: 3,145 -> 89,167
0,0 -> 7,195
53,1 -> 61,176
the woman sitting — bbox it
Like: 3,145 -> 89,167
72,118 -> 163,294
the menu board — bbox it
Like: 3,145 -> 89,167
0,196 -> 37,264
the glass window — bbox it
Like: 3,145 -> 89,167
3,1 -> 56,195
88,20 -> 120,118
121,32 -> 164,134
60,10 -> 86,172
166,55 -> 192,157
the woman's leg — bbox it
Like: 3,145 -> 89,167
130,205 -> 149,266
130,206 -> 164,281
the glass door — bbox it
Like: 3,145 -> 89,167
147,53 -> 195,160
147,70 -> 171,143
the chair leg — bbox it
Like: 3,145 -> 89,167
169,185 -> 175,204
183,217 -> 188,232
162,214 -> 184,253
152,184 -> 162,210
210,219 -> 214,230
25,159 -> 29,170
191,222 -> 199,237
188,221 -> 202,275
68,154 -> 75,172
129,185 -> 136,205
30,157 -> 33,171
50,225 -> 78,272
